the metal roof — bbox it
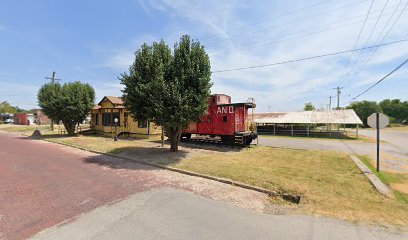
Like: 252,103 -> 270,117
253,109 -> 363,124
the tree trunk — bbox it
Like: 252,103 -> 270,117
168,127 -> 181,152
63,121 -> 76,136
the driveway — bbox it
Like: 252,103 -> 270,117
258,135 -> 408,173
1,132 -> 407,239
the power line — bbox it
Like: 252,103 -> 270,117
341,0 -> 390,87
336,0 -> 374,86
209,7 -> 396,54
349,58 -> 408,101
200,0 -> 336,42
342,0 -> 408,88
203,0 -> 367,47
212,39 -> 408,73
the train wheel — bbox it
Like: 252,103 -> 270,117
244,137 -> 253,145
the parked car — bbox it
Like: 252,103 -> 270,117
4,119 -> 14,124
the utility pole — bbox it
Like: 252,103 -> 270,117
328,96 -> 333,110
45,71 -> 61,131
333,86 -> 343,109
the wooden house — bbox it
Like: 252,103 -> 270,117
90,96 -> 161,138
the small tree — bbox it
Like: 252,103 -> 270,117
120,35 -> 212,151
304,102 -> 315,111
38,81 -> 95,135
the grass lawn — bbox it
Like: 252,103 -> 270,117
168,146 -> 408,226
359,155 -> 408,202
0,124 -> 50,133
43,133 -> 160,153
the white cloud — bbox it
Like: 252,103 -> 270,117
106,50 -> 134,70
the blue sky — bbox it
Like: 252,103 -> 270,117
0,0 -> 407,111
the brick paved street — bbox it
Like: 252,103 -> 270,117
0,132 -> 269,240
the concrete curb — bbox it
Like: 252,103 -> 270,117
348,155 -> 391,197
40,137 -> 301,204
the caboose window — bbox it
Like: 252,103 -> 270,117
223,116 -> 228,122
207,117 -> 211,123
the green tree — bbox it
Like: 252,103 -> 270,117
303,102 -> 315,111
38,81 -> 95,135
379,99 -> 407,124
120,35 -> 212,152
0,101 -> 17,113
346,101 -> 381,126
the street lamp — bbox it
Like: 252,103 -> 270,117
114,117 -> 119,141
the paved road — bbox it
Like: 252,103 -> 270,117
31,188 -> 407,240
358,129 -> 408,155
258,135 -> 408,173
1,132 -> 407,240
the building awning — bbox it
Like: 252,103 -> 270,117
253,109 -> 363,125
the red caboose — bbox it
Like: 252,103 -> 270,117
182,94 -> 257,145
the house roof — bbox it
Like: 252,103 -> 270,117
97,96 -> 124,106
253,109 -> 363,125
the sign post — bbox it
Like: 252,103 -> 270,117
367,113 -> 389,172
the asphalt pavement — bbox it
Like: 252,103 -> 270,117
30,188 -> 407,240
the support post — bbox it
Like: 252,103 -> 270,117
147,120 -> 150,139
291,125 -> 293,136
307,125 -> 309,137
376,113 -> 380,172
356,124 -> 359,139
273,124 -> 276,135
161,127 -> 164,147
329,124 -> 332,138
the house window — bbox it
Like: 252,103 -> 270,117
102,112 -> 119,126
213,97 -> 216,103
138,119 -> 148,128
102,113 -> 111,126
94,113 -> 99,126
223,116 -> 228,123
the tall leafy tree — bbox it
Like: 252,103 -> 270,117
120,35 -> 212,151
38,81 -> 95,135
379,99 -> 408,124
347,101 -> 381,126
